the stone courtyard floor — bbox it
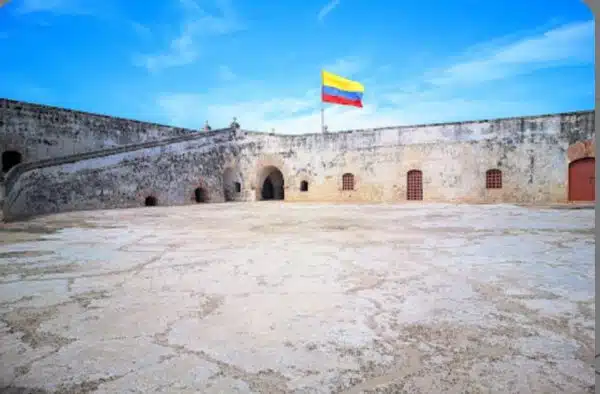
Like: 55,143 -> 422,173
0,203 -> 595,393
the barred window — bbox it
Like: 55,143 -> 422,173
407,170 -> 423,201
342,173 -> 354,191
486,169 -> 502,189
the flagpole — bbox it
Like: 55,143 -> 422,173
320,69 -> 325,133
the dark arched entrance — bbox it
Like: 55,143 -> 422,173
258,166 -> 284,201
2,150 -> 22,173
145,196 -> 158,206
569,157 -> 595,201
194,187 -> 208,203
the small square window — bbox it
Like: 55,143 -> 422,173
486,169 -> 502,189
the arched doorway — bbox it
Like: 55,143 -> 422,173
145,196 -> 158,206
407,170 -> 423,201
258,166 -> 285,201
569,157 -> 595,202
2,150 -> 22,173
194,187 -> 208,203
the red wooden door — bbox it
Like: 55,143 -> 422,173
568,158 -> 595,201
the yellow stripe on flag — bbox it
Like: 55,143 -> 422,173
322,70 -> 365,93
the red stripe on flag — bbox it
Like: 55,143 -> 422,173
322,93 -> 363,108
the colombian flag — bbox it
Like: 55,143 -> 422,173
321,70 -> 364,108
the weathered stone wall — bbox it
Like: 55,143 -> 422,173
3,129 -> 242,220
0,98 -> 192,165
2,109 -> 595,221
0,98 -> 201,208
239,111 -> 595,204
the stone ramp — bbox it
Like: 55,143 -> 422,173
3,126 -> 238,197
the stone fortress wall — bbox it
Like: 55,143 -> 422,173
0,98 -> 189,165
0,99 -> 595,221
0,98 -> 194,208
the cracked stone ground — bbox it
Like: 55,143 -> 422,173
0,203 -> 595,393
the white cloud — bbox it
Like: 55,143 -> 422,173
154,20 -> 594,134
156,90 -> 550,135
13,0 -> 156,33
317,0 -> 340,22
134,0 -> 243,72
134,32 -> 198,71
426,20 -> 594,86
157,90 -> 319,131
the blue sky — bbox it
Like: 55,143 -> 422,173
0,0 -> 595,134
